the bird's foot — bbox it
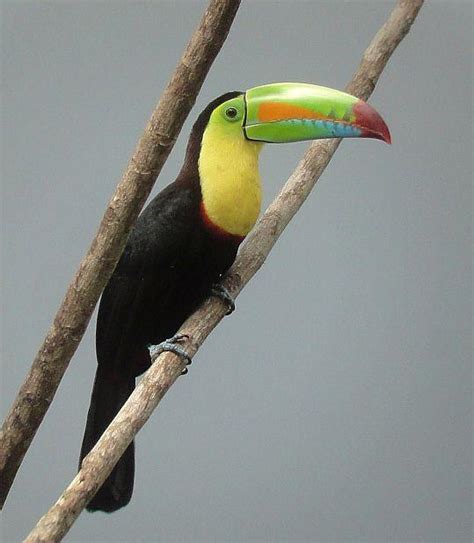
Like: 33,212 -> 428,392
211,284 -> 235,315
148,334 -> 192,375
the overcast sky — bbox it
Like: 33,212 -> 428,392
1,2 -> 472,542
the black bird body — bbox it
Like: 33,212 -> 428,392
81,177 -> 240,512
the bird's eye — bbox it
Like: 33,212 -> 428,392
225,107 -> 239,120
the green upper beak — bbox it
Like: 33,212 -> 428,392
243,82 -> 391,144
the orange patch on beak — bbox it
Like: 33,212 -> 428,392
258,102 -> 327,122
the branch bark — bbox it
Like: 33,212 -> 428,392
0,0 -> 241,509
23,1 -> 424,541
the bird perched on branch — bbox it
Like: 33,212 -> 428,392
79,82 -> 390,513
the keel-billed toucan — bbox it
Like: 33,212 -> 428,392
79,83 -> 390,512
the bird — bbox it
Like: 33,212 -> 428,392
79,82 -> 391,513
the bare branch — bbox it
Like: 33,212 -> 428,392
0,0 -> 241,509
23,1 -> 424,541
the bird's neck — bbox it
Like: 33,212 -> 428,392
198,125 -> 263,238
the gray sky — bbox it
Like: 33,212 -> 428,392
1,1 -> 472,542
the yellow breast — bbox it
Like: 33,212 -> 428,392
198,124 -> 263,237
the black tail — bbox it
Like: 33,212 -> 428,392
79,366 -> 135,513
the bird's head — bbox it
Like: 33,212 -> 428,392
187,82 -> 390,239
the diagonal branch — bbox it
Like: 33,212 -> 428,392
23,1 -> 424,541
0,0 -> 242,509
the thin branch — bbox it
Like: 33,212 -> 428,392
23,1 -> 424,541
0,0 -> 241,509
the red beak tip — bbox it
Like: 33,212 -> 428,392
354,99 -> 391,145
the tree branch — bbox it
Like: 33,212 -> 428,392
0,0 -> 241,509
23,1 -> 424,541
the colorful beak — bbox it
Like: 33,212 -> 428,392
244,82 -> 391,144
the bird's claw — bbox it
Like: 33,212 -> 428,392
148,334 -> 192,375
211,284 -> 235,315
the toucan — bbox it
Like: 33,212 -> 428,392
79,82 -> 390,512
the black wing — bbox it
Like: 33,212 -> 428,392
96,181 -> 199,378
